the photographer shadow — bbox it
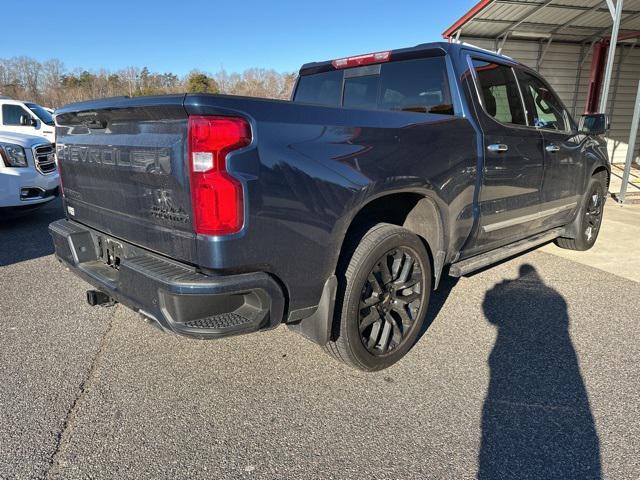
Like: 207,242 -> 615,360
478,264 -> 601,480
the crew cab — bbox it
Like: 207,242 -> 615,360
1,131 -> 59,210
49,42 -> 609,371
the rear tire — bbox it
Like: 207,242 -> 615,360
555,172 -> 607,251
325,223 -> 431,371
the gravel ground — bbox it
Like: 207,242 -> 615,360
1,198 -> 639,479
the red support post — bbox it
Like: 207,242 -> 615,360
585,32 -> 640,114
586,40 -> 607,114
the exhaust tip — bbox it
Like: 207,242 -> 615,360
86,290 -> 116,307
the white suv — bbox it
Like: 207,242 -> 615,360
0,97 -> 55,143
0,131 -> 59,209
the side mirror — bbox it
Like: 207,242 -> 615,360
579,113 -> 609,136
19,115 -> 37,127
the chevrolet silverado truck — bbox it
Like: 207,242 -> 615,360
49,42 -> 609,371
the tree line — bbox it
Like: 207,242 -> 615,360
0,56 -> 298,107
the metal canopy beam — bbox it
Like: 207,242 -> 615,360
537,37 -> 554,70
600,0 -> 624,113
463,8 -> 640,44
471,17 -> 607,32
549,2 -> 607,35
586,9 -> 640,42
571,43 -> 589,117
495,0 -> 556,38
608,43 -> 634,114
618,80 -> 640,202
446,0 -> 640,43
605,0 -> 617,18
497,31 -> 511,54
494,0 -> 638,14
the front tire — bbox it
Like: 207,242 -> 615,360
325,224 -> 431,371
555,172 -> 607,251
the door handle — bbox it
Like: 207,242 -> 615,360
487,144 -> 509,153
546,144 -> 561,153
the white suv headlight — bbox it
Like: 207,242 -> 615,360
0,143 -> 28,168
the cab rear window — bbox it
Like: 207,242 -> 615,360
343,75 -> 379,110
294,57 -> 454,115
293,70 -> 342,107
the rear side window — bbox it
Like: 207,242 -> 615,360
378,57 -> 453,115
472,60 -> 526,126
294,57 -> 454,115
294,70 -> 342,107
516,70 -> 568,131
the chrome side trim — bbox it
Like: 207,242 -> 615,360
482,202 -> 577,233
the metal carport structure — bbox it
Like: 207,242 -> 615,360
443,0 -> 640,199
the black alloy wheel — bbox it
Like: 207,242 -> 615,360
325,223 -> 432,371
555,173 -> 607,251
358,247 -> 424,356
583,181 -> 604,245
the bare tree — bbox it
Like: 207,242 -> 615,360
120,66 -> 140,98
0,56 -> 297,107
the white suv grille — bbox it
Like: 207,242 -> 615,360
33,144 -> 57,175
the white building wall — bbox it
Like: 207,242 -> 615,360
460,37 -> 640,164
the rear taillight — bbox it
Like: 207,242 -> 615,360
331,50 -> 391,69
188,115 -> 251,236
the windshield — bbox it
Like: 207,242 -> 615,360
25,103 -> 55,126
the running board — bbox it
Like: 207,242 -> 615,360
449,228 -> 564,277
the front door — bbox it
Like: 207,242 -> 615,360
462,56 -> 546,257
516,68 -> 583,228
1,103 -> 36,138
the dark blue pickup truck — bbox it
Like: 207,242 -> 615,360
49,42 -> 609,371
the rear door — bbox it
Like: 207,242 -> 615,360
54,95 -> 196,263
463,56 -> 546,256
516,68 -> 583,226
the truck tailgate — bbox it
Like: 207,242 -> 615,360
55,95 -> 196,263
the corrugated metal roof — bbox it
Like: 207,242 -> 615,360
444,0 -> 640,43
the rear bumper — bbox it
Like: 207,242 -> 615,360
48,219 -> 285,339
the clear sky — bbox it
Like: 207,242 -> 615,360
1,0 -> 476,75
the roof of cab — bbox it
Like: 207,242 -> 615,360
298,41 -> 515,76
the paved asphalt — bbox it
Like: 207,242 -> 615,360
1,198 -> 639,480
